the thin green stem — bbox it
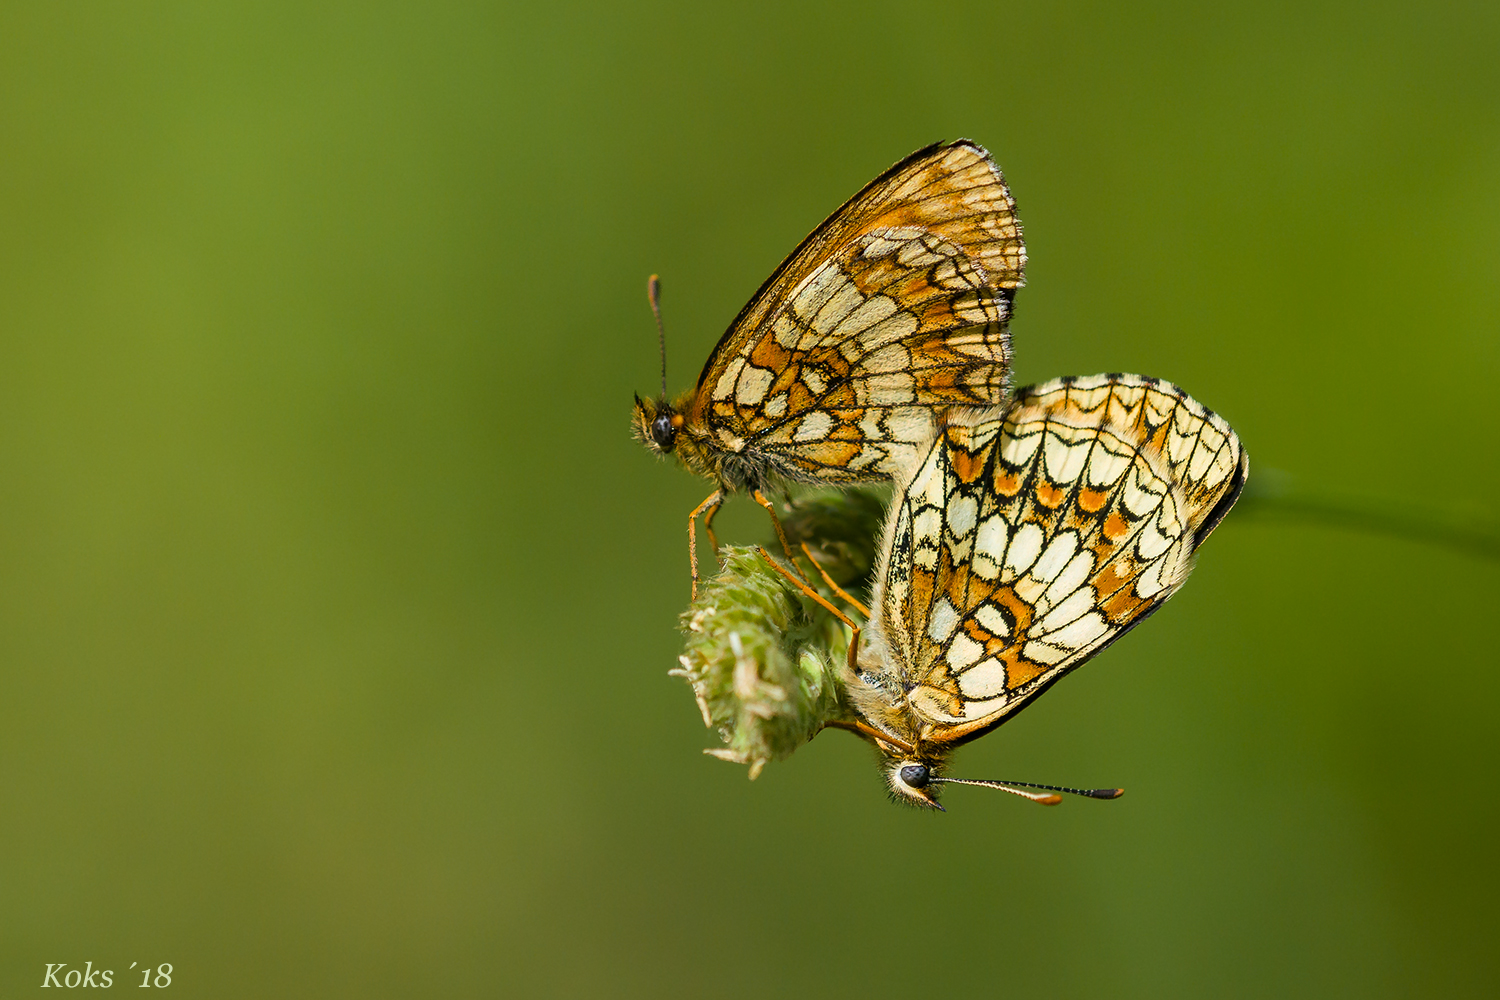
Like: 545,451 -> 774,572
1235,469 -> 1500,562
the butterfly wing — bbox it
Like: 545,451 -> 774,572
1012,374 -> 1248,545
692,141 -> 1025,482
876,374 -> 1247,744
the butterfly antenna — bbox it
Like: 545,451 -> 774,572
648,274 -> 668,399
931,776 -> 1124,806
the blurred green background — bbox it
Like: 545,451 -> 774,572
2,1 -> 1497,996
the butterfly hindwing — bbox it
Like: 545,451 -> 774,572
874,374 -> 1246,744
1013,374 -> 1247,540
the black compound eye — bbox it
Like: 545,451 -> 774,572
650,413 -> 676,450
899,764 -> 930,788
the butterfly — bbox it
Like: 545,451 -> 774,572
768,373 -> 1247,808
633,140 -> 1026,596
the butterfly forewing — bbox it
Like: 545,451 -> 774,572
693,141 -> 1025,482
875,374 -> 1246,745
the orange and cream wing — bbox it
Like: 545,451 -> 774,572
1011,373 -> 1247,541
876,374 -> 1246,744
693,140 -> 1026,481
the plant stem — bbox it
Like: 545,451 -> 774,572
1235,468 -> 1500,562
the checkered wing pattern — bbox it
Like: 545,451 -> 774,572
875,375 -> 1246,744
692,140 -> 1025,481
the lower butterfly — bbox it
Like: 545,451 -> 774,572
765,373 -> 1247,808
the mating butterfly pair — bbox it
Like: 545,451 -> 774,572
633,141 -> 1246,808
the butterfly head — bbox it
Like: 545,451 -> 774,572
881,751 -> 951,811
633,389 -> 720,481
632,393 -> 679,454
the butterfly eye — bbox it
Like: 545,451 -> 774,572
650,413 -> 677,451
899,764 -> 930,788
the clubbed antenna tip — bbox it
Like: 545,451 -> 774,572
932,776 -> 1124,805
647,274 -> 667,399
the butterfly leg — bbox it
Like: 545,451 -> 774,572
756,547 -> 920,756
701,495 -> 722,554
755,545 -> 863,677
821,719 -> 916,755
688,489 -> 724,601
751,489 -> 810,584
799,542 -> 872,619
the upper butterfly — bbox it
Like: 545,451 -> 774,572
632,140 -> 1025,595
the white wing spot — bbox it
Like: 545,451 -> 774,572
947,492 -> 978,539
959,695 -> 1007,719
974,603 -> 1012,639
1121,469 -> 1165,517
958,658 -> 1007,698
1086,445 -> 1131,487
713,355 -> 746,403
926,597 -> 960,644
1044,431 -> 1092,484
736,365 -> 775,407
911,456 -> 946,511
971,515 -> 1010,580
1002,424 -> 1044,466
1003,522 -> 1045,580
1136,519 -> 1172,560
792,410 -> 833,442
946,633 -> 984,671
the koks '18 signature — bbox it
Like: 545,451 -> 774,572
41,962 -> 173,988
